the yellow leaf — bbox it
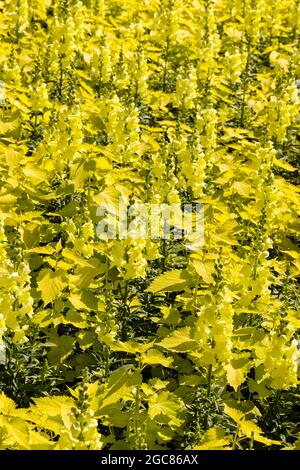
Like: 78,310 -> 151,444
141,348 -> 173,367
194,438 -> 230,450
0,392 -> 16,415
223,404 -> 244,423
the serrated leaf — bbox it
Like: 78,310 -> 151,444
101,333 -> 154,354
93,186 -> 127,216
98,368 -> 142,412
194,438 -> 230,450
31,396 -> 74,417
72,260 -> 106,289
225,363 -> 247,391
273,157 -> 296,172
148,391 -> 183,427
225,355 -> 251,391
224,404 -> 281,445
223,404 -> 244,423
0,392 -> 16,415
63,310 -> 88,328
239,420 -> 281,445
47,335 -> 76,363
23,167 -> 49,184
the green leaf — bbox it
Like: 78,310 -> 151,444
77,331 -> 96,350
194,438 -> 230,450
101,333 -> 155,354
190,258 -> 214,284
47,334 -> 76,363
72,259 -> 106,289
98,368 -> 142,412
4,418 -> 31,449
239,420 -> 281,445
223,404 -> 245,423
224,404 -> 281,445
63,310 -> 88,328
37,269 -> 67,305
225,355 -> 251,391
225,363 -> 247,391
148,391 -> 183,427
58,201 -> 80,217
31,396 -> 74,417
158,327 -> 198,352
0,392 -> 16,415
26,246 -> 55,255
273,157 -> 296,172
93,186 -> 128,216
141,348 -> 173,367
194,427 -> 230,450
